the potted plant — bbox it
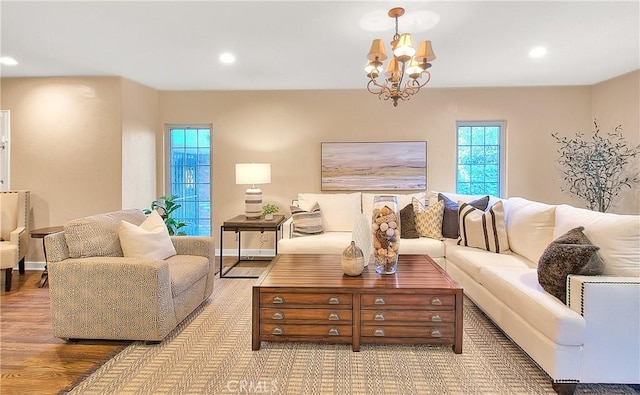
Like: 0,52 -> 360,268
551,121 -> 640,212
144,195 -> 189,235
262,203 -> 279,220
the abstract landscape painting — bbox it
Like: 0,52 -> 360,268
321,141 -> 427,190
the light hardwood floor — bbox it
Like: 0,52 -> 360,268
0,257 -> 258,394
0,271 -> 130,395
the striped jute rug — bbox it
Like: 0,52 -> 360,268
62,270 -> 638,395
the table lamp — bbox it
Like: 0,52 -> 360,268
235,163 -> 271,219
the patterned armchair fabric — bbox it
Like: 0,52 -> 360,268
44,209 -> 215,341
0,190 -> 30,291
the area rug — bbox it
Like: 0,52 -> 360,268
61,273 -> 639,395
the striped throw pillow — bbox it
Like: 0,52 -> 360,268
291,202 -> 324,237
458,200 -> 510,253
412,198 -> 444,240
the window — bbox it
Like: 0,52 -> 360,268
456,122 -> 504,197
168,126 -> 211,236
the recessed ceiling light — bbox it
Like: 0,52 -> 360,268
0,56 -> 18,66
529,46 -> 547,58
219,53 -> 236,64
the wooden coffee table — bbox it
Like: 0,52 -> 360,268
252,254 -> 463,353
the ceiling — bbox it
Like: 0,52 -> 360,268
1,1 -> 639,91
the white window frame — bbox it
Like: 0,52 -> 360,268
455,120 -> 506,198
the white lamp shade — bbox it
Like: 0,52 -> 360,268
235,163 -> 271,185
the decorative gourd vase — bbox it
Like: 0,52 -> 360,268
371,195 -> 400,274
342,241 -> 365,276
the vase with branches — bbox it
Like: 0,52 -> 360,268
551,121 -> 640,212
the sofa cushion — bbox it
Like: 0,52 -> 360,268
119,210 -> 177,261
439,193 -> 489,239
458,200 -> 509,253
412,198 -> 444,239
278,232 -> 353,255
446,241 -> 532,281
64,209 -> 147,259
399,204 -> 419,239
291,202 -> 324,237
479,265 -> 586,346
399,237 -> 445,258
554,204 -> 640,277
505,197 -> 556,264
538,227 -> 603,303
165,255 -> 210,297
362,192 -> 427,219
298,192 -> 361,232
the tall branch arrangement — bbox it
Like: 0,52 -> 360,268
551,121 -> 640,212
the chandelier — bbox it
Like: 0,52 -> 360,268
365,7 -> 436,107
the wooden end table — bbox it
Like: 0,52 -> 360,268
252,254 -> 463,353
219,214 -> 286,278
30,226 -> 64,287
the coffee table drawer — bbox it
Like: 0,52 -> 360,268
361,294 -> 454,308
261,293 -> 352,307
261,308 -> 352,323
361,310 -> 455,323
361,324 -> 454,339
261,324 -> 352,337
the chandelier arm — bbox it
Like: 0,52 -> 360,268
401,71 -> 432,97
367,78 -> 389,95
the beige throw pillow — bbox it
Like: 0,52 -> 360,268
119,210 -> 177,260
412,198 -> 444,240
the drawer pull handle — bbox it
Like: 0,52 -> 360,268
272,327 -> 283,335
272,312 -> 284,320
374,328 -> 385,337
328,297 -> 340,305
272,296 -> 284,304
328,328 -> 340,336
431,329 -> 442,338
431,315 -> 442,322
374,297 -> 386,305
374,313 -> 385,321
328,313 -> 339,321
430,298 -> 443,306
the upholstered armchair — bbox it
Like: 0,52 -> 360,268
0,190 -> 30,291
45,209 -> 215,341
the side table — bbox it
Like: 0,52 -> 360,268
219,214 -> 286,278
30,226 -> 64,287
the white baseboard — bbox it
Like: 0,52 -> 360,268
22,261 -> 46,271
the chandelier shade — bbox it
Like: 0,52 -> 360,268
367,39 -> 388,62
364,7 -> 436,107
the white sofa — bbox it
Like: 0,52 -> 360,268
277,191 -> 640,393
279,192 -> 447,267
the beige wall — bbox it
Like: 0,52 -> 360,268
2,70 -> 638,261
121,78 -> 159,210
2,76 -> 161,262
591,70 -> 640,214
158,85 -> 598,251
